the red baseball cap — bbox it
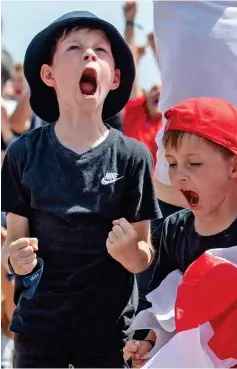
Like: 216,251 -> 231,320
164,97 -> 237,156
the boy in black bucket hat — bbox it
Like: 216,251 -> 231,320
1,11 -> 160,368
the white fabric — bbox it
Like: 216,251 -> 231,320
1,97 -> 17,116
146,270 -> 182,332
153,1 -> 237,184
1,333 -> 14,369
132,271 -> 181,358
132,246 -> 237,368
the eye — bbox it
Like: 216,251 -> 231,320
168,163 -> 177,168
68,45 -> 80,51
190,163 -> 202,167
95,47 -> 107,53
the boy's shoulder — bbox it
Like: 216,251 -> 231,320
6,125 -> 48,160
163,208 -> 194,237
113,129 -> 153,162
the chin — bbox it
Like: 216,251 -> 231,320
191,208 -> 204,217
77,95 -> 102,112
149,108 -> 160,116
192,206 -> 219,218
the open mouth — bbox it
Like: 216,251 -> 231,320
181,190 -> 199,208
79,68 -> 97,97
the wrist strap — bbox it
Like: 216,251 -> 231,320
126,20 -> 144,30
144,339 -> 155,349
8,256 -> 17,275
8,257 -> 44,300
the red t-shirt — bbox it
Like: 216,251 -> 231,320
123,96 -> 162,166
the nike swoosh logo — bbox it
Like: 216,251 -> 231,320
101,176 -> 123,185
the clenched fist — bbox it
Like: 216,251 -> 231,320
106,218 -> 138,265
9,238 -> 38,275
123,340 -> 153,367
123,1 -> 137,22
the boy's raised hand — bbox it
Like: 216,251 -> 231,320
106,218 -> 138,264
123,1 -> 137,22
9,238 -> 38,275
147,32 -> 155,50
123,340 -> 152,367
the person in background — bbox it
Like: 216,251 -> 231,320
1,45 -> 15,367
11,63 -> 28,102
1,226 -> 15,369
1,55 -> 32,139
1,19 -> 32,137
1,50 -> 16,162
123,1 -> 162,167
10,63 -> 49,133
122,1 -> 167,322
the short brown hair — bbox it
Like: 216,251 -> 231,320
163,130 -> 233,159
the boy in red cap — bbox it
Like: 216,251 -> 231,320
123,97 -> 237,366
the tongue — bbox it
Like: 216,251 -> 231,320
188,191 -> 199,205
80,81 -> 96,95
182,190 -> 199,206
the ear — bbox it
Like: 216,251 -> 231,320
110,69 -> 121,91
40,64 -> 56,88
230,155 -> 237,179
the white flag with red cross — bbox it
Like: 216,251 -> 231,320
132,246 -> 237,368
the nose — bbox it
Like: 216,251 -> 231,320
171,165 -> 189,184
83,49 -> 97,62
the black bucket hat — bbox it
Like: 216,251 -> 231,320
23,11 -> 135,122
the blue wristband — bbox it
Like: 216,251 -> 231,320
22,258 -> 44,299
8,257 -> 44,300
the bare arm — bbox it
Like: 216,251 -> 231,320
153,177 -> 187,208
148,32 -> 158,61
117,219 -> 153,274
129,220 -> 153,273
106,218 -> 153,274
1,260 -> 15,321
1,105 -> 13,145
147,31 -> 161,70
8,91 -> 31,134
2,213 -> 30,272
123,1 -> 144,100
145,329 -> 157,342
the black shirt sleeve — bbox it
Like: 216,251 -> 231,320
121,143 -> 161,223
1,138 -> 31,217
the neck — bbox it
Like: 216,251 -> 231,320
55,106 -> 108,153
146,101 -> 162,121
194,187 -> 237,236
149,111 -> 162,121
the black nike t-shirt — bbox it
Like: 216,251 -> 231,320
150,209 -> 237,290
1,124 -> 160,350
